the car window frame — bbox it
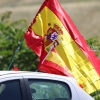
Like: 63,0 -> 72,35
0,76 -> 28,100
24,78 -> 72,100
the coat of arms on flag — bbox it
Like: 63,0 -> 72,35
44,23 -> 63,52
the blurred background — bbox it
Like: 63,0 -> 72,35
0,0 -> 100,39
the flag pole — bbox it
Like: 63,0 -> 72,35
7,38 -> 24,70
42,40 -> 60,64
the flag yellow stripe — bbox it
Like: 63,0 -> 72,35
32,7 -> 100,93
46,51 -> 67,69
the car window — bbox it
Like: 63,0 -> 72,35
28,79 -> 71,100
0,80 -> 22,100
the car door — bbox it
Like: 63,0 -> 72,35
24,78 -> 72,100
0,76 -> 28,100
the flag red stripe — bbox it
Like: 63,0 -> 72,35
39,60 -> 73,77
25,29 -> 43,57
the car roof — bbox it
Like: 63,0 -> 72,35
0,71 -> 77,84
0,71 -> 26,76
0,71 -> 47,77
0,71 -> 67,76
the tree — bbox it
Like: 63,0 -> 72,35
0,11 -> 38,71
86,36 -> 100,58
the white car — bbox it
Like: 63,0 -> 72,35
0,71 -> 94,100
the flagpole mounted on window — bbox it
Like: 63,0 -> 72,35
42,40 -> 60,64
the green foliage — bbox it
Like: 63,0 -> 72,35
90,90 -> 100,100
86,36 -> 100,58
0,11 -> 38,71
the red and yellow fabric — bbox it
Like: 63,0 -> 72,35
24,0 -> 100,94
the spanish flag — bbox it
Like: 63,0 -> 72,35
24,0 -> 100,94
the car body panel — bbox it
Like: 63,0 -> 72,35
0,71 -> 94,100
